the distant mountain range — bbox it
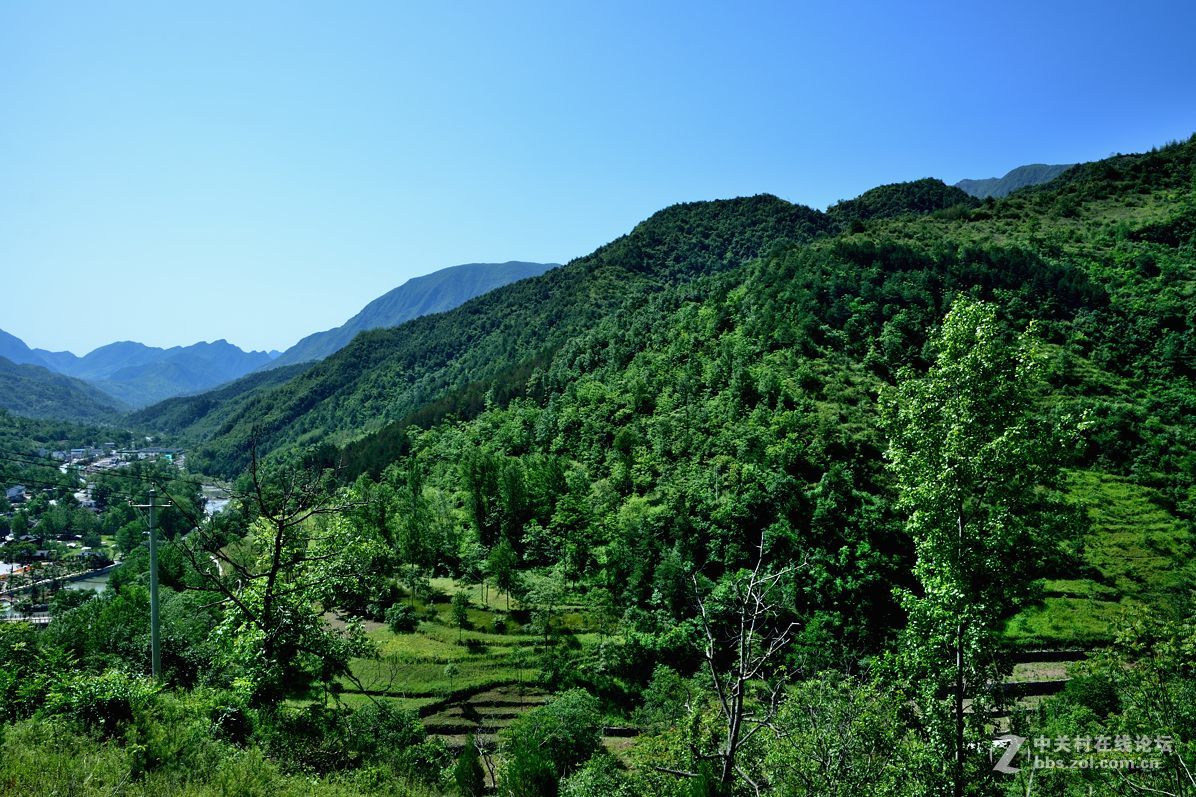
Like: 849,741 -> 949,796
0,260 -> 557,416
49,340 -> 282,408
269,261 -> 558,368
0,330 -> 279,411
0,328 -> 50,369
954,163 -> 1074,199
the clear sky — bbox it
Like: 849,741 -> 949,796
3,1 -> 1195,355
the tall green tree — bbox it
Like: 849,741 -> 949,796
174,450 -> 376,701
881,298 -> 1067,796
488,539 -> 520,611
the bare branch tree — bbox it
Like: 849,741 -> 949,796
691,536 -> 804,792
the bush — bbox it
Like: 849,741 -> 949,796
259,701 -> 432,776
454,734 -> 486,796
344,701 -> 426,759
42,670 -> 160,738
499,688 -> 601,795
560,754 -> 635,797
1061,673 -> 1120,718
386,604 -> 419,633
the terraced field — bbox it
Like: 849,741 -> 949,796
330,577 -> 605,748
423,684 -> 550,749
1005,469 -> 1195,646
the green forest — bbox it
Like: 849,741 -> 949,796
2,137 -> 1194,795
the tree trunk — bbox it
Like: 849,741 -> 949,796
955,619 -> 964,797
955,509 -> 965,797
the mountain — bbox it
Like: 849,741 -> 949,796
0,356 -> 128,422
31,339 -> 278,408
317,135 -> 1191,652
827,177 -> 977,225
268,261 -> 559,368
7,137 -> 1196,794
954,163 -> 1074,198
126,361 -> 312,437
137,195 -> 831,476
138,134 -> 1196,659
0,329 -> 50,368
37,341 -> 174,382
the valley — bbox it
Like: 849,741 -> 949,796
1,137 -> 1193,796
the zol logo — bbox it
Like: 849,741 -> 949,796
994,734 -> 1027,774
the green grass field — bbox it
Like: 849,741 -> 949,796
335,576 -> 600,706
1004,469 -> 1195,647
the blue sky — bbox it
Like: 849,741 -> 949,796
3,1 -> 1195,354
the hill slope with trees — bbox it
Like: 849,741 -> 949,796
147,195 -> 831,476
12,137 -> 1190,796
0,356 -> 129,422
268,261 -> 560,368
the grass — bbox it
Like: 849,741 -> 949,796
328,692 -> 441,713
1004,470 -> 1195,647
1004,597 -> 1137,647
0,717 -> 439,797
337,576 -> 600,702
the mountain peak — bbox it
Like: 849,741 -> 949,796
827,178 -> 976,225
955,163 -> 1074,199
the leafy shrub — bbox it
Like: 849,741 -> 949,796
560,754 -> 635,797
42,670 -> 160,738
386,604 -> 418,633
499,688 -> 601,795
455,734 -> 486,796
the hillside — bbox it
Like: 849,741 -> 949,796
954,162 -> 1073,198
827,177 -> 977,224
161,195 -> 831,476
269,261 -> 559,368
324,135 -> 1195,653
134,137 -> 1195,652
127,361 -> 311,436
0,356 -> 129,422
8,138 -> 1195,797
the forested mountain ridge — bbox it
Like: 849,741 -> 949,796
126,361 -> 312,436
156,195 -> 832,475
130,136 -> 1196,653
827,177 -> 977,224
268,261 -> 559,368
0,355 -> 129,422
331,135 -> 1195,649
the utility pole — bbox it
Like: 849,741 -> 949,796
132,487 -> 170,679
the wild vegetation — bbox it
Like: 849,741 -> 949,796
1,136 -> 1193,794
0,357 -> 130,422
